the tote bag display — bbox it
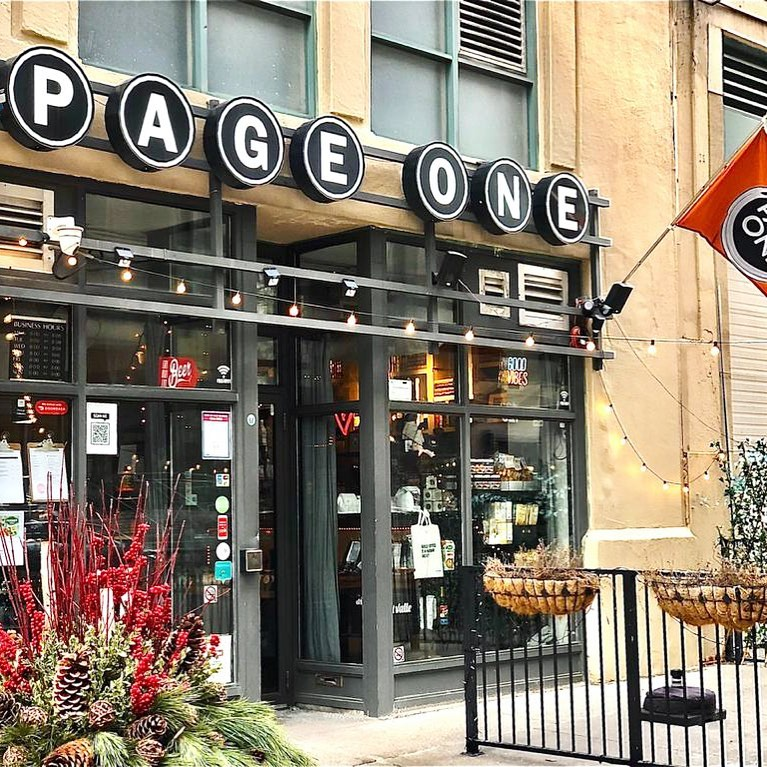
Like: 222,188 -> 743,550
410,510 -> 444,579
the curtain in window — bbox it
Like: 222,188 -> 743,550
300,339 -> 341,662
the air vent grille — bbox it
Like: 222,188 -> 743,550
518,264 -> 569,331
723,47 -> 767,118
479,268 -> 511,318
459,0 -> 525,73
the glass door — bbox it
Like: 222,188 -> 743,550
258,402 -> 279,696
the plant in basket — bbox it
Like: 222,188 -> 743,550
0,488 -> 314,767
483,542 -> 600,617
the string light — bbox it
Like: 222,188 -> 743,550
704,470 -> 710,481
621,435 -> 628,445
710,341 -> 720,357
17,236 -> 27,248
683,484 -> 690,494
175,280 -> 187,295
288,303 -> 300,317
662,481 -> 669,491
640,463 -> 647,472
648,340 -> 657,356
585,339 -> 596,352
405,319 -> 416,335
346,312 -> 357,327
66,255 -> 78,268
120,268 -> 133,282
230,291 -> 242,307
464,327 -> 475,342
525,333 -> 535,347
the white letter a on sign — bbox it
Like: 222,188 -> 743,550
137,93 -> 178,153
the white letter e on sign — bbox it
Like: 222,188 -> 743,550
557,186 -> 578,232
320,131 -> 348,185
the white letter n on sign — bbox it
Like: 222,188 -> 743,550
33,65 -> 75,127
137,93 -> 179,153
497,172 -> 520,220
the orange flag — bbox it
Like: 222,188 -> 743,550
677,124 -> 767,296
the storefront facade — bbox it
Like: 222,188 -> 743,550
0,0 -> 747,716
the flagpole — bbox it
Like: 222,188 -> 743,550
621,116 -> 767,285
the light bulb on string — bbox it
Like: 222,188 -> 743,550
683,484 -> 690,494
585,339 -> 596,352
704,470 -> 710,481
405,320 -> 416,335
288,303 -> 300,317
662,481 -> 669,490
621,435 -> 628,446
17,236 -> 27,248
120,268 -> 133,283
464,327 -> 475,342
640,463 -> 647,473
176,280 -> 187,295
525,333 -> 535,347
230,291 -> 242,307
347,312 -> 358,327
648,340 -> 657,356
66,255 -> 78,268
710,341 -> 720,357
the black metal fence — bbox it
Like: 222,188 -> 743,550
462,566 -> 766,767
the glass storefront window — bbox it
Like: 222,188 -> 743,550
388,340 -> 456,403
297,243 -> 358,323
299,336 -> 359,404
86,400 -> 235,682
86,195 -> 230,299
390,412 -> 461,661
469,348 -> 570,410
87,311 -> 230,390
0,301 -> 70,383
257,337 -> 279,386
299,414 -> 362,664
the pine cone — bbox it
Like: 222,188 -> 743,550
19,705 -> 48,727
126,714 -> 168,741
135,739 -> 164,766
3,746 -> 29,767
42,739 -> 94,767
54,652 -> 90,719
0,692 -> 18,727
162,613 -> 206,673
88,700 -> 115,730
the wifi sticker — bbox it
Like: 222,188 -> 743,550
216,364 -> 232,385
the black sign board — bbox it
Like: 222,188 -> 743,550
471,158 -> 532,235
203,97 -> 284,189
722,187 -> 767,283
7,315 -> 68,382
532,172 -> 590,246
0,46 -> 93,152
402,143 -> 469,222
289,116 -> 365,203
105,73 -> 195,172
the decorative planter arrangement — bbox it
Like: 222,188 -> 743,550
483,557 -> 600,617
645,569 -> 767,632
0,494 -> 313,767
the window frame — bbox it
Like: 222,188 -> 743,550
79,0 -> 317,119
371,0 -> 538,167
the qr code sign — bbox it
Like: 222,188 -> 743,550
90,422 -> 110,446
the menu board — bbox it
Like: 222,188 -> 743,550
8,315 -> 68,381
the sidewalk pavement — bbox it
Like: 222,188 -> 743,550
278,702 -> 590,767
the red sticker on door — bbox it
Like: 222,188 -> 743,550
158,356 -> 199,388
34,400 -> 69,416
217,515 -> 229,541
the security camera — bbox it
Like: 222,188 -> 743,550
45,216 -> 83,257
578,282 -> 634,331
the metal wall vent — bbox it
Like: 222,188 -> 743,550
459,0 -> 526,74
723,46 -> 767,118
0,184 -> 54,272
518,264 -> 569,331
478,268 -> 511,318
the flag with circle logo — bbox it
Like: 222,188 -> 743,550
677,124 -> 767,296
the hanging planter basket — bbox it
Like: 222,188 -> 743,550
645,570 -> 767,632
483,562 -> 600,617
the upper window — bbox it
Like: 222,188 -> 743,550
723,40 -> 767,158
371,0 -> 535,164
79,0 -> 315,116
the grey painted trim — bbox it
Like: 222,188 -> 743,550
0,380 -> 78,395
294,693 -> 365,710
4,283 -> 614,359
295,660 -> 364,676
80,237 -> 585,317
393,655 -> 463,674
84,384 -> 238,403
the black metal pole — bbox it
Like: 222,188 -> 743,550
622,571 -> 644,766
462,566 -> 481,756
209,99 -> 225,313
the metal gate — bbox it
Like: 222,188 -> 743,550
462,566 -> 766,766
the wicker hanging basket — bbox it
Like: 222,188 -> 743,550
483,564 -> 600,617
645,570 -> 767,632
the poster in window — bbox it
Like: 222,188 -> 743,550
28,444 -> 68,502
202,411 -> 232,460
0,444 -> 24,505
0,511 -> 24,566
86,402 -> 118,455
7,315 -> 68,382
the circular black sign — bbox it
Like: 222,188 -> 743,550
105,73 -> 195,172
532,173 -> 590,245
289,116 -> 364,203
470,158 -> 532,235
722,187 -> 767,282
402,143 -> 468,222
204,97 -> 284,189
0,46 -> 93,151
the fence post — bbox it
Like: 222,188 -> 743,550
622,571 -> 644,765
462,566 -> 481,756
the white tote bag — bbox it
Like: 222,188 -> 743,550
410,510 -> 444,579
